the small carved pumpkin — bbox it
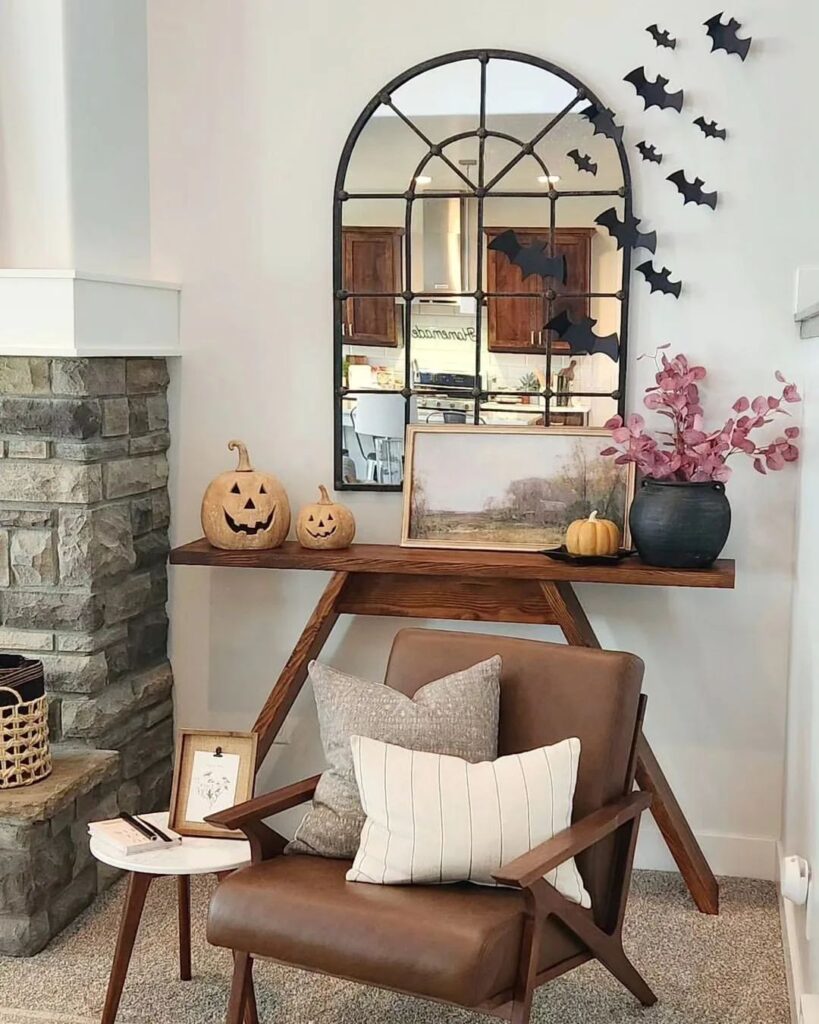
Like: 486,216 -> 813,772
201,440 -> 290,550
565,510 -> 621,557
296,485 -> 355,550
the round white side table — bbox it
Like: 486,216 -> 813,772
90,811 -> 253,1024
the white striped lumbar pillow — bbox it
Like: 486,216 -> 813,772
347,734 -> 591,908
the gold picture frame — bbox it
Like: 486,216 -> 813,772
168,730 -> 257,839
401,425 -> 635,553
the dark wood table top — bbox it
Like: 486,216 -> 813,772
169,539 -> 735,589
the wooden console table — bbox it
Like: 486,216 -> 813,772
170,539 -> 735,916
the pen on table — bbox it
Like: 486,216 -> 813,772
119,811 -> 157,841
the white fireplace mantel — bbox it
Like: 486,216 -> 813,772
0,270 -> 181,358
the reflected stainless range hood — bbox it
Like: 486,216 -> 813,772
418,194 -> 478,312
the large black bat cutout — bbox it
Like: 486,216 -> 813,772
637,261 -> 682,299
704,12 -> 752,61
595,208 -> 657,253
624,67 -> 684,113
546,311 -> 619,363
694,116 -> 727,141
578,102 -> 624,144
647,24 -> 677,50
568,149 -> 598,175
667,170 -> 719,210
636,141 -> 663,165
488,230 -> 567,283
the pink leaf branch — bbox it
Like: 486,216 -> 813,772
603,351 -> 801,482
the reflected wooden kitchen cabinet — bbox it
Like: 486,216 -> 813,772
485,227 -> 593,354
342,227 -> 403,346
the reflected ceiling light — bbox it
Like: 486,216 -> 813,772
537,174 -> 561,184
415,174 -> 433,185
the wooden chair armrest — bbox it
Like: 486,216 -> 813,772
492,790 -> 652,888
206,774 -> 320,831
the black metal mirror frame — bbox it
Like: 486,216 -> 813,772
333,48 -> 633,491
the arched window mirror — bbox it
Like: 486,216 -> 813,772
334,49 -> 633,491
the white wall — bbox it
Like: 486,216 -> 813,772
783,334 -> 819,997
0,0 -> 150,276
147,0 -> 819,880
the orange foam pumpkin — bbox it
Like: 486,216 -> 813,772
565,510 -> 621,557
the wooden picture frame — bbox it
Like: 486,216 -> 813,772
402,425 -> 635,552
169,730 -> 257,839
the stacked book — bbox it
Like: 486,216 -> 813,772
89,813 -> 182,857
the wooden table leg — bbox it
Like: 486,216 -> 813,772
635,735 -> 719,914
101,871 -> 153,1024
540,578 -> 719,915
177,874 -> 192,981
252,570 -> 348,767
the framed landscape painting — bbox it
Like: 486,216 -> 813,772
402,425 -> 635,552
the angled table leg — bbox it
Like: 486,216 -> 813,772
539,579 -> 719,915
101,871 -> 153,1024
177,875 -> 191,981
252,570 -> 349,768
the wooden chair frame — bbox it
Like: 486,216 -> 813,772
208,697 -> 655,1024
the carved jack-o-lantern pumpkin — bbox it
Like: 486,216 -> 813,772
201,440 -> 290,550
296,485 -> 356,550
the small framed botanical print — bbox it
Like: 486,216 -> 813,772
169,730 -> 257,839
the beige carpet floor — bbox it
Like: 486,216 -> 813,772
0,871 -> 789,1024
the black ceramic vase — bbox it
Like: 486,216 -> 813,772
628,478 -> 731,569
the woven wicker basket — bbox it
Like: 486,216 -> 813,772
0,685 -> 52,789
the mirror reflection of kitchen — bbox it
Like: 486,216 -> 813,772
339,58 -> 624,486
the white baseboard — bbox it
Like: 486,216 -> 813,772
636,819 -> 778,880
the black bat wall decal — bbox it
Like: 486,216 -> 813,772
578,102 -> 624,144
567,149 -> 597,175
595,208 -> 657,253
546,311 -> 619,363
647,24 -> 677,50
694,116 -> 727,141
624,67 -> 684,113
636,141 -> 663,165
704,12 -> 752,61
488,230 -> 567,283
667,170 -> 719,210
637,261 -> 682,299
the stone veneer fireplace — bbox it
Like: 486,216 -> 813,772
0,356 -> 173,955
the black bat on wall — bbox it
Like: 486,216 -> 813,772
595,208 -> 657,253
694,116 -> 727,141
636,141 -> 663,165
637,261 -> 682,299
578,102 -> 624,144
546,311 -> 620,363
567,149 -> 598,175
667,170 -> 719,210
488,230 -> 567,283
646,24 -> 677,50
704,12 -> 752,61
624,67 -> 684,113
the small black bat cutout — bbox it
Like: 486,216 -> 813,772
488,229 -> 567,283
595,208 -> 657,254
578,102 -> 624,144
647,24 -> 677,50
567,149 -> 598,175
694,116 -> 727,141
667,170 -> 719,210
636,141 -> 663,165
704,12 -> 752,61
637,261 -> 682,299
546,310 -> 620,363
624,68 -> 684,113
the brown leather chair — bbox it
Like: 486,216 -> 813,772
207,628 -> 656,1024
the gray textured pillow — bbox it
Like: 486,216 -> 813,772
286,656 -> 501,859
